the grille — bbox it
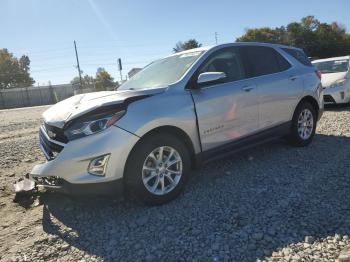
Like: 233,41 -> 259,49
324,95 -> 335,103
39,127 -> 65,160
44,123 -> 68,143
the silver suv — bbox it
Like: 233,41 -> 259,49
31,42 -> 323,204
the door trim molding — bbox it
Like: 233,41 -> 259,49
195,122 -> 291,165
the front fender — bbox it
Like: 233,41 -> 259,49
116,89 -> 201,155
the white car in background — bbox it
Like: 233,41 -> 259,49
312,56 -> 350,104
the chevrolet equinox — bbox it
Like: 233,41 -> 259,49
30,42 -> 324,204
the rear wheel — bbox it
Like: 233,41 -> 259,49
287,101 -> 317,147
124,133 -> 190,205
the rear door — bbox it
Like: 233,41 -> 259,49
190,47 -> 258,151
240,46 -> 303,129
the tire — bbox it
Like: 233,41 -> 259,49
124,133 -> 191,205
287,101 -> 317,147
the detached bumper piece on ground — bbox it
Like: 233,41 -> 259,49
13,174 -> 36,193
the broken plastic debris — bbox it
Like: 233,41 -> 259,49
14,177 -> 36,193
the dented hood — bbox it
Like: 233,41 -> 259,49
43,88 -> 165,128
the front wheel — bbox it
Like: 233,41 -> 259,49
124,133 -> 190,205
287,101 -> 317,147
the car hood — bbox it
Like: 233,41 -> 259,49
43,88 -> 165,128
320,72 -> 347,88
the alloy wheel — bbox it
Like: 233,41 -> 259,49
142,146 -> 183,195
297,108 -> 314,140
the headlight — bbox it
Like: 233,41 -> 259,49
65,110 -> 126,140
330,79 -> 347,88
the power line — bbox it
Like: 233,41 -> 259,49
16,32 -> 219,56
27,48 -> 169,64
0,60 -> 153,76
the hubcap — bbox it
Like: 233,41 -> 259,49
142,146 -> 183,195
297,109 -> 314,140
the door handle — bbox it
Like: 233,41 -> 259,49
241,85 -> 254,92
289,75 -> 298,81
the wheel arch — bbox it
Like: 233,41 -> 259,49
297,95 -> 319,116
124,125 -> 197,177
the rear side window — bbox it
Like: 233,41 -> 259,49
240,46 -> 290,77
282,48 -> 313,67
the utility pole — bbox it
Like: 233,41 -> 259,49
119,71 -> 123,82
215,32 -> 218,45
74,40 -> 83,89
117,58 -> 123,82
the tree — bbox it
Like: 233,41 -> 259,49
236,27 -> 287,44
173,39 -> 202,53
18,55 -> 35,87
95,68 -> 114,91
0,49 -> 34,89
313,22 -> 350,58
70,74 -> 94,88
236,16 -> 350,58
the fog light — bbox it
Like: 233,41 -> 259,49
340,92 -> 345,100
88,154 -> 110,176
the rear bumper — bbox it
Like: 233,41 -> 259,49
30,125 -> 139,192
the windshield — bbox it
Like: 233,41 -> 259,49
313,59 -> 349,74
119,51 -> 203,90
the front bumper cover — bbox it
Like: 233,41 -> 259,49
14,173 -> 123,195
28,125 -> 139,194
323,85 -> 350,104
36,174 -> 123,195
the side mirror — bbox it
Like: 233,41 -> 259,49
197,72 -> 226,85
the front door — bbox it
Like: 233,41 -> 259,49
190,47 -> 259,151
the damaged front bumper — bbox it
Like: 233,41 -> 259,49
14,173 -> 124,195
14,173 -> 61,193
18,124 -> 139,195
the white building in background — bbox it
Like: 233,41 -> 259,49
128,68 -> 142,79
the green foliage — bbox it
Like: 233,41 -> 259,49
95,67 -> 114,91
70,68 -> 115,91
236,16 -> 350,58
173,39 -> 202,53
236,27 -> 286,44
0,49 -> 35,89
70,74 -> 94,88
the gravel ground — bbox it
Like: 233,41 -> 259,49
0,104 -> 350,262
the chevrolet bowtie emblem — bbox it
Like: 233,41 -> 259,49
47,130 -> 56,138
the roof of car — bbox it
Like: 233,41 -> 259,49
169,42 -> 301,57
312,55 -> 350,63
221,42 -> 301,50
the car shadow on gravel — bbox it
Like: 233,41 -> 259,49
324,103 -> 350,112
38,133 -> 350,262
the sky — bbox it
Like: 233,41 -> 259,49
1,0 -> 350,85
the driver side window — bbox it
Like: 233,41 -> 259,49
199,48 -> 246,84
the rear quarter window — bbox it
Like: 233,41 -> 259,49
240,46 -> 291,77
275,51 -> 291,71
282,48 -> 313,67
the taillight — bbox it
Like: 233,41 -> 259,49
315,70 -> 322,80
